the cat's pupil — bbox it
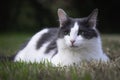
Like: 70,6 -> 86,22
81,31 -> 85,35
64,30 -> 70,35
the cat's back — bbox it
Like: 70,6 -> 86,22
36,28 -> 58,49
14,28 -> 58,62
22,27 -> 58,50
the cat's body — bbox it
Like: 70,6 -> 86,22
14,9 -> 109,66
15,28 -> 58,63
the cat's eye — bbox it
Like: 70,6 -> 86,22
64,30 -> 69,35
81,32 -> 85,35
78,30 -> 85,35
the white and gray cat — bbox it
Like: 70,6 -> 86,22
14,8 -> 109,66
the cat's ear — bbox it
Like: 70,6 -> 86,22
87,8 -> 98,29
58,8 -> 68,27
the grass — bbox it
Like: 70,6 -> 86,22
0,33 -> 32,56
0,33 -> 120,80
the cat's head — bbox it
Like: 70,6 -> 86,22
57,8 -> 99,48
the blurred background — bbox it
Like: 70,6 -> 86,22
0,0 -> 120,33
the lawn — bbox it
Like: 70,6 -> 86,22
0,33 -> 120,80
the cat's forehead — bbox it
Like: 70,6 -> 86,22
61,17 -> 88,30
71,18 -> 88,26
69,17 -> 87,23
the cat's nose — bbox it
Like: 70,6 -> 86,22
70,40 -> 75,44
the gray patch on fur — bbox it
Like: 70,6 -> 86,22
58,17 -> 98,39
45,38 -> 57,54
77,18 -> 98,39
36,28 -> 58,49
58,18 -> 75,38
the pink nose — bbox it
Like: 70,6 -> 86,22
70,40 -> 75,44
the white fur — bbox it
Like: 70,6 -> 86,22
14,29 -> 55,63
70,22 -> 79,41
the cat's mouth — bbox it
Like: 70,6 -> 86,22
70,45 -> 78,48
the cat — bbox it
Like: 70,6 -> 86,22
14,8 -> 109,66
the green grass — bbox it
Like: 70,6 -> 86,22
0,33 -> 120,80
0,33 -> 31,56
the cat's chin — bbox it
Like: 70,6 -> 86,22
66,44 -> 84,50
67,45 -> 79,49
70,45 -> 78,48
